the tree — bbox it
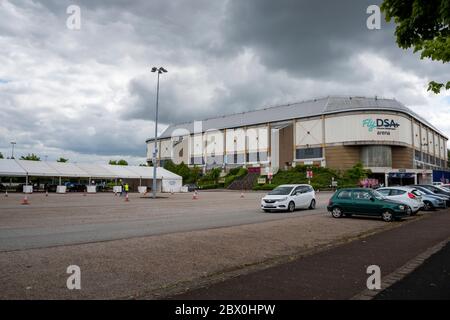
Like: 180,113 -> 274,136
57,157 -> 68,163
20,153 -> 41,161
381,0 -> 449,93
109,159 -> 128,166
0,152 -> 3,159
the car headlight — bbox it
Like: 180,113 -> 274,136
278,197 -> 288,202
398,205 -> 405,210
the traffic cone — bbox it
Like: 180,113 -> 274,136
21,195 -> 29,205
240,192 -> 244,198
192,191 -> 198,200
125,193 -> 129,202
5,190 -> 8,197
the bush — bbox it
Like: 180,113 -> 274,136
252,163 -> 366,190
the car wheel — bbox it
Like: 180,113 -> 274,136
406,206 -> 412,216
382,210 -> 394,222
309,199 -> 316,210
331,207 -> 343,218
288,201 -> 295,212
423,201 -> 432,211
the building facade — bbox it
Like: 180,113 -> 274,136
146,96 -> 448,185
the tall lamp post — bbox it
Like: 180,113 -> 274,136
151,66 -> 168,199
10,141 -> 16,159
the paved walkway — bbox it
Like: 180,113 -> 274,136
374,241 -> 450,300
170,209 -> 450,299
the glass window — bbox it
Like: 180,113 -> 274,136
390,189 -> 406,196
296,147 -> 323,159
337,190 -> 352,199
353,190 -> 372,200
269,186 -> 294,195
377,189 -> 390,196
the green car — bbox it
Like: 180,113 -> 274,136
327,188 -> 409,222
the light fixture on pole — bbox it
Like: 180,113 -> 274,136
151,66 -> 168,199
10,142 -> 16,159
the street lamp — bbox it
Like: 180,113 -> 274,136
10,142 -> 16,159
151,66 -> 168,198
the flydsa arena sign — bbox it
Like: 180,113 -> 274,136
363,118 -> 400,135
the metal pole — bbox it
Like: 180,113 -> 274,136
10,142 -> 16,159
152,71 -> 160,199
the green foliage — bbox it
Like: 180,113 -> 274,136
199,167 -> 222,186
342,162 -> 371,181
109,159 -> 128,166
57,157 -> 68,163
20,153 -> 40,161
381,0 -> 449,93
253,163 -> 371,190
220,167 -> 248,187
163,160 -> 202,184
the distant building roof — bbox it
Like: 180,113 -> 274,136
147,96 -> 446,141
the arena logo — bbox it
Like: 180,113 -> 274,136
363,118 -> 400,132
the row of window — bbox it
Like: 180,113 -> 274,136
414,150 -> 446,167
188,152 -> 269,165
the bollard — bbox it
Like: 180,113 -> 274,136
21,195 -> 30,205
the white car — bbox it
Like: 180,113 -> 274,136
376,186 -> 423,215
261,184 -> 316,212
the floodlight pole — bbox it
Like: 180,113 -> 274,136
10,142 -> 16,159
151,67 -> 167,199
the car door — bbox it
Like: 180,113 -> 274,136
335,190 -> 354,212
292,186 -> 307,208
352,190 -> 379,215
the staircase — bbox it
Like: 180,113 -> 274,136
227,172 -> 259,190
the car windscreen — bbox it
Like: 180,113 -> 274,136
269,186 -> 294,195
372,190 -> 386,200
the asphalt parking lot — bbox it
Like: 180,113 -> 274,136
0,191 -> 327,251
0,190 -> 400,299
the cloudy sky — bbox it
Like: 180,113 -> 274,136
0,0 -> 449,164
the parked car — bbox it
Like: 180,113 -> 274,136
261,184 -> 316,212
413,185 -> 450,206
412,189 -> 446,210
441,184 -> 450,191
327,188 -> 409,222
65,182 -> 86,192
412,185 -> 450,207
376,186 -> 423,215
183,184 -> 198,192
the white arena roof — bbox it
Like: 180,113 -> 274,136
0,159 -> 181,180
149,96 -> 447,140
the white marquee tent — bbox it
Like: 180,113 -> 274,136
0,159 -> 182,192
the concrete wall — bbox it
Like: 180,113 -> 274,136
278,125 -> 293,168
325,145 -> 361,170
392,146 -> 414,169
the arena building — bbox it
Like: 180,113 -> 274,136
146,96 -> 448,186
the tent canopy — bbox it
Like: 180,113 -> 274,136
0,159 -> 181,180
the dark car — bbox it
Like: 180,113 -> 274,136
65,182 -> 86,192
183,184 -> 198,192
327,188 -> 409,222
